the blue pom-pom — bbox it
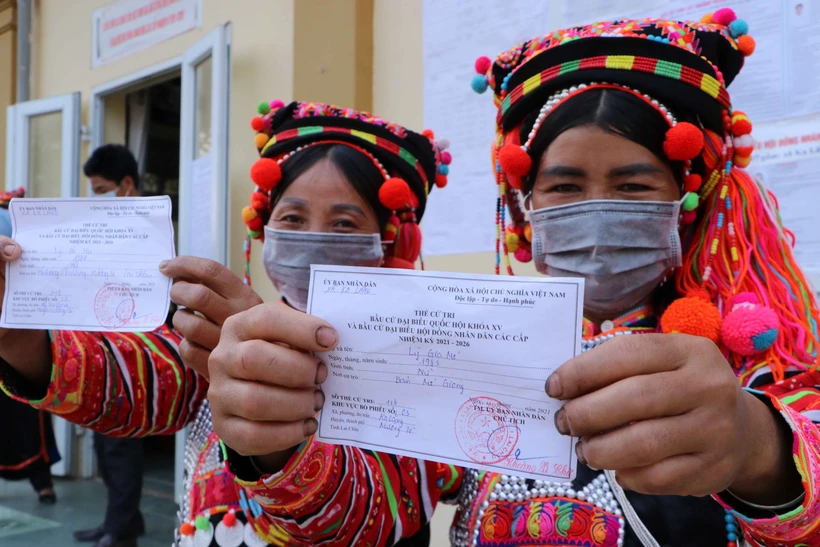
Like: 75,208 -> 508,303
471,74 -> 489,94
729,19 -> 749,38
438,164 -> 450,176
724,514 -> 735,524
752,328 -> 779,351
728,533 -> 738,542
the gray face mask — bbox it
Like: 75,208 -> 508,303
262,227 -> 384,311
530,199 -> 683,317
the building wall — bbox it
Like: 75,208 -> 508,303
0,0 -> 16,189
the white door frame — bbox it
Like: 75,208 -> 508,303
5,93 -> 81,196
178,23 -> 230,265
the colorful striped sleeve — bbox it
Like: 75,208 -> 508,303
0,325 -> 206,437
715,368 -> 820,545
230,438 -> 463,546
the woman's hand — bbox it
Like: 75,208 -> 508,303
208,303 -> 336,471
0,236 -> 51,385
160,257 -> 263,379
549,334 -> 802,503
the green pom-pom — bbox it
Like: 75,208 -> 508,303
248,228 -> 262,239
682,192 -> 700,211
257,101 -> 270,115
195,515 -> 209,531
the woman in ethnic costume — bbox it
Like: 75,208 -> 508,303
203,9 -> 820,547
0,102 -> 450,546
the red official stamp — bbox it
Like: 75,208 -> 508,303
454,396 -> 520,465
94,283 -> 135,328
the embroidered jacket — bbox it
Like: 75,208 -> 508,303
1,324 -> 818,546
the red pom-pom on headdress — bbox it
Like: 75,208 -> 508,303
250,191 -> 269,211
250,158 -> 282,192
684,174 -> 703,193
663,122 -> 704,161
379,178 -> 416,210
732,112 -> 753,136
250,116 -> 265,132
498,144 -> 532,179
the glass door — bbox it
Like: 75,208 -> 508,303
5,92 -> 82,477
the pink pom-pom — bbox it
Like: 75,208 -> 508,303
270,99 -> 285,109
514,247 -> 532,263
713,7 -> 737,26
720,293 -> 780,356
474,56 -> 492,75
440,151 -> 452,165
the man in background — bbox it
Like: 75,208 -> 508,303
73,144 -> 145,547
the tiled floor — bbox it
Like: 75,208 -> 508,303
0,448 -> 459,547
0,450 -> 177,547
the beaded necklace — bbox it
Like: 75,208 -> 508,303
454,303 -> 742,547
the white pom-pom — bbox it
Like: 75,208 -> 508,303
734,134 -> 755,148
436,138 -> 450,150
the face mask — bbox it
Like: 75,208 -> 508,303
98,189 -> 119,198
530,199 -> 683,316
262,227 -> 384,311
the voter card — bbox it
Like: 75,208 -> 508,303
308,265 -> 583,481
1,197 -> 175,332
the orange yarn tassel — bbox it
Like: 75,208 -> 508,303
677,167 -> 820,377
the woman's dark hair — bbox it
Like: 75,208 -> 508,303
268,144 -> 391,227
83,144 -> 140,187
521,88 -> 700,195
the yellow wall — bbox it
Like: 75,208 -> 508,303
0,0 -> 16,189
293,0 -> 372,111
